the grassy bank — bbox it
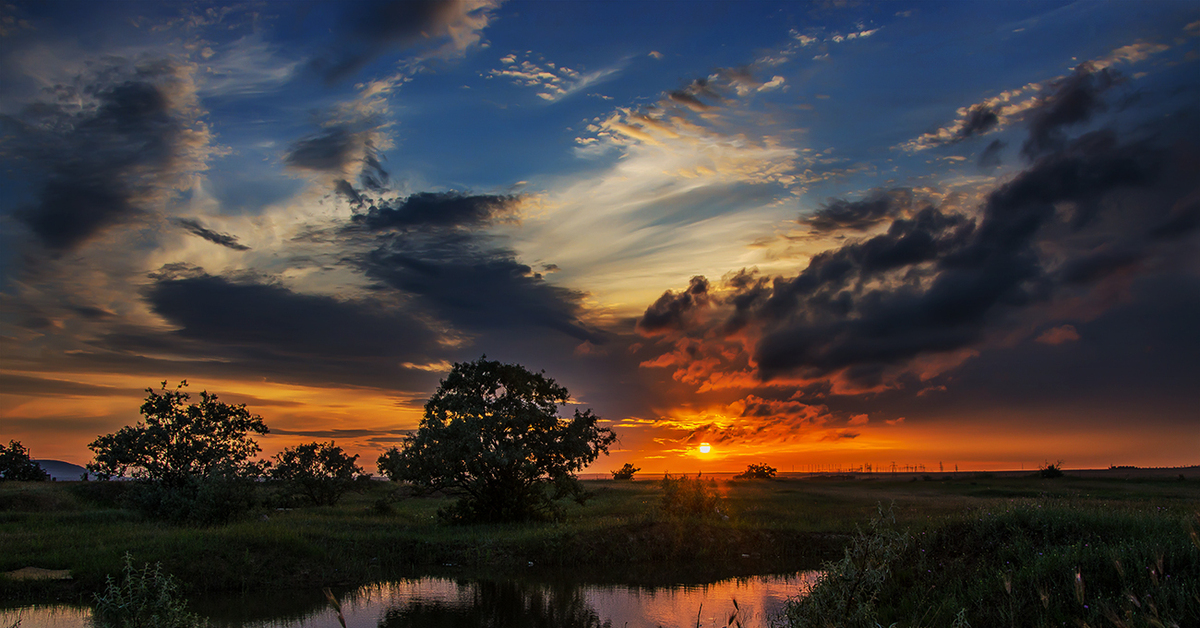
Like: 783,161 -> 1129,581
3,473 -> 1198,608
780,503 -> 1200,627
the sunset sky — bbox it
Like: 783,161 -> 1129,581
2,0 -> 1198,474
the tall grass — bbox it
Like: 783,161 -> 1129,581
776,503 -> 1200,627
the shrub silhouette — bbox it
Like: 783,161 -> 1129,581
611,463 -> 640,480
734,463 -> 777,479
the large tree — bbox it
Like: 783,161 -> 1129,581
0,440 -> 50,481
87,382 -> 269,524
377,357 -> 616,523
88,381 -> 269,485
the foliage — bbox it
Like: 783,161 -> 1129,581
660,474 -> 724,518
376,357 -> 616,523
92,553 -> 207,628
86,382 -> 268,523
0,440 -> 49,482
88,382 -> 268,484
271,441 -> 368,506
1040,460 -> 1065,478
611,463 -> 640,480
777,504 -> 911,628
734,463 -> 777,480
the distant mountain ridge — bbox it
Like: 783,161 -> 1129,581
32,459 -> 93,481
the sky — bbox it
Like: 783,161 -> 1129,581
2,0 -> 1198,474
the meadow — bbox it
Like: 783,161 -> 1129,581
2,471 -> 1198,626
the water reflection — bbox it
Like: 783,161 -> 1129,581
2,572 -> 817,628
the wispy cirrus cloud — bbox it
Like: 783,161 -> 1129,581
486,52 -> 626,102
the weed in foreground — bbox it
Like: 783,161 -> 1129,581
91,553 -> 207,628
774,504 -> 909,628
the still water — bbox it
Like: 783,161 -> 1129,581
2,572 -> 817,628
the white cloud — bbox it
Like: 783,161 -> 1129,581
487,52 -> 627,103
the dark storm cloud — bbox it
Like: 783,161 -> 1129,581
144,269 -> 440,361
642,116 -> 1197,387
803,188 -> 919,233
312,0 -> 489,84
175,219 -> 250,251
361,231 -> 606,344
1022,65 -> 1118,158
637,276 -> 709,335
352,192 -> 519,230
1,67 -> 200,251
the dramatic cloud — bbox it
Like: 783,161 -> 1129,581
637,276 -> 710,336
1,62 -> 212,251
1022,67 -> 1118,158
146,268 -> 440,359
803,188 -> 921,233
360,231 -> 605,344
640,116 -> 1198,392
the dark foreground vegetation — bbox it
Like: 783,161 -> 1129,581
3,472 -> 1198,627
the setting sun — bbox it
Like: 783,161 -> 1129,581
699,443 -> 711,454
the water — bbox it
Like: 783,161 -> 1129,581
1,571 -> 817,628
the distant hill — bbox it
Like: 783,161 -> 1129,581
33,460 -> 94,481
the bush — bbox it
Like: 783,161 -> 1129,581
660,474 -> 724,518
733,463 -> 777,479
92,553 -> 207,628
271,441 -> 367,506
611,463 -> 640,480
1040,460 -> 1065,478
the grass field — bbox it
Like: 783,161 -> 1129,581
3,471 -> 1198,624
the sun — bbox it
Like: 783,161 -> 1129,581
698,442 -> 711,454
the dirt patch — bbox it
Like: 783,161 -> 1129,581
3,567 -> 72,581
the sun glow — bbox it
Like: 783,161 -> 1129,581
698,442 -> 711,454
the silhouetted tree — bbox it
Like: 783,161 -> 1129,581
87,381 -> 269,523
271,441 -> 367,506
611,462 -> 640,480
377,357 -> 616,523
734,463 -> 777,479
0,440 -> 49,481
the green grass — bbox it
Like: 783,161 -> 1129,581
2,474 -> 1197,611
779,502 -> 1200,627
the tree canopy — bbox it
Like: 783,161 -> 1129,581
377,357 -> 616,523
271,441 -> 366,506
87,382 -> 270,524
88,381 -> 269,484
0,440 -> 49,481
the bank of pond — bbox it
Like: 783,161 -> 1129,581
3,474 -> 1199,627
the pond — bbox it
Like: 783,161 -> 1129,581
2,571 -> 817,628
